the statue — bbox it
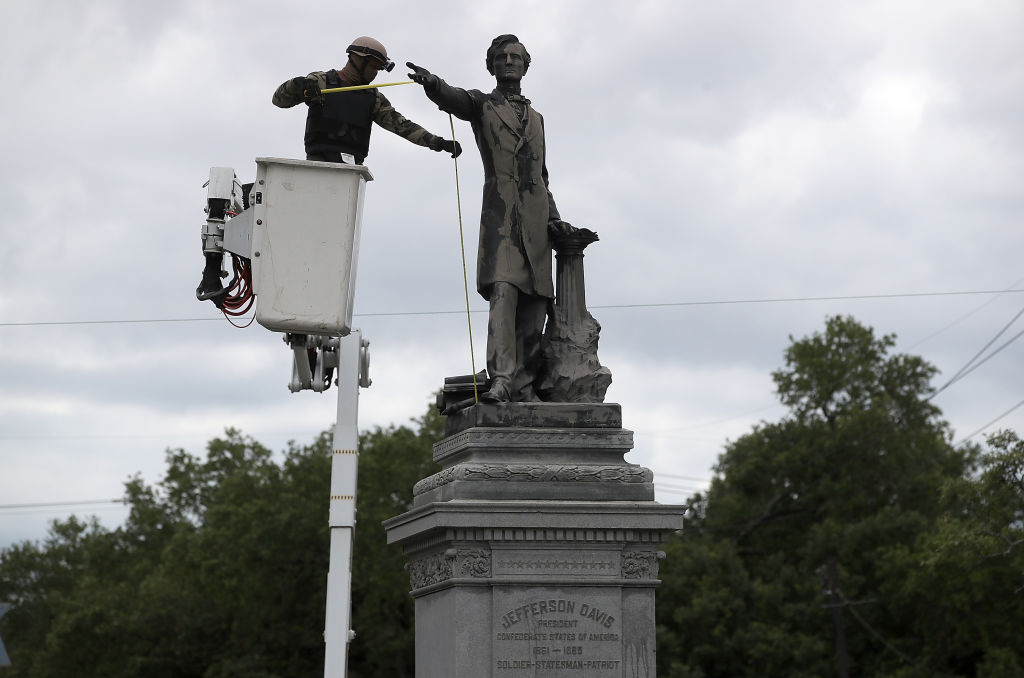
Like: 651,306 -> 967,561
409,34 -> 610,406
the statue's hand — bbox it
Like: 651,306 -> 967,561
406,62 -> 439,92
549,220 -> 599,243
548,220 -> 578,237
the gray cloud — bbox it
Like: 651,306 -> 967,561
2,1 -> 1023,548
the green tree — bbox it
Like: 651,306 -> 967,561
0,403 -> 441,677
880,429 -> 1024,676
657,316 -> 985,678
348,406 -> 442,678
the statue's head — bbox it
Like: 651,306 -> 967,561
486,34 -> 531,77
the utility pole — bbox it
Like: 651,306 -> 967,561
826,557 -> 850,678
0,601 -> 11,668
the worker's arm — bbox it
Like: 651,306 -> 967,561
372,91 -> 461,157
272,72 -> 327,108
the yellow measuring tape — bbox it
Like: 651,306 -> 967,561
320,79 -> 480,402
320,80 -> 414,94
448,114 -> 479,404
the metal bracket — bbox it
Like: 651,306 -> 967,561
359,338 -> 372,388
285,334 -> 344,393
201,167 -> 244,254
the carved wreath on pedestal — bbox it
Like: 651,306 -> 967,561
621,550 -> 666,579
406,548 -> 491,590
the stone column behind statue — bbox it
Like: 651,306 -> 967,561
538,226 -> 612,402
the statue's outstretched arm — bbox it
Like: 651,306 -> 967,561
407,62 -> 475,121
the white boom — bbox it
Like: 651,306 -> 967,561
199,159 -> 375,678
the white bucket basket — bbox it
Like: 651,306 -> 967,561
249,157 -> 373,336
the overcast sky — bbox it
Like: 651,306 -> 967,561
1,0 -> 1022,550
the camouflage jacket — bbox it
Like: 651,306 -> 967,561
273,71 -> 439,157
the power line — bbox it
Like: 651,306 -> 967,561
941,327 -> 1024,389
931,303 -> 1024,399
2,289 -> 1022,328
0,499 -> 123,512
654,472 -> 712,483
654,487 -> 696,496
0,429 -> 319,442
639,404 -> 782,435
905,277 -> 1024,350
593,289 -> 1024,310
956,397 -> 1024,445
1,317 -> 221,327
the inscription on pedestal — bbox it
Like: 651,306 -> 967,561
492,588 -> 622,676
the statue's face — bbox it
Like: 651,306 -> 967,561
492,43 -> 526,83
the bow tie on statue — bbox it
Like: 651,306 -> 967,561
504,93 -> 530,121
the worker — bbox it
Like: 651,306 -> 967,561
197,36 -> 461,305
272,36 -> 462,164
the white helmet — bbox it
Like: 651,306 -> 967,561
347,36 -> 395,72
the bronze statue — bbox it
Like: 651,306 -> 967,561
408,35 -> 568,403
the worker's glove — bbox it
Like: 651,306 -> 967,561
406,62 -> 439,92
430,137 -> 462,158
302,77 -> 323,106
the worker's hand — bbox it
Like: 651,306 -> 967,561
406,62 -> 439,92
430,137 -> 462,158
302,77 -> 323,106
440,139 -> 462,158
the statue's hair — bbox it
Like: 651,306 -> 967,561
486,34 -> 531,75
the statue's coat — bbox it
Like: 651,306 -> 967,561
428,83 -> 560,300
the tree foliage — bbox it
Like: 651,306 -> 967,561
657,316 -> 1024,678
0,405 -> 440,677
4,317 -> 1022,678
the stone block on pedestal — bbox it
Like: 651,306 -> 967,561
384,403 -> 686,678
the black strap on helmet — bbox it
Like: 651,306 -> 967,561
346,44 -> 395,72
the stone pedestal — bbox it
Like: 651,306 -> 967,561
384,403 -> 686,678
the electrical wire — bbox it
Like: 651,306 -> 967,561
930,304 -> 1024,399
0,499 -> 123,512
942,327 -> 1024,388
219,254 -> 256,327
3,289 -> 1022,327
905,276 -> 1024,350
656,472 -> 713,483
955,397 -> 1024,445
